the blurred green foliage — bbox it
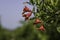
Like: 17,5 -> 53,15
0,20 -> 60,40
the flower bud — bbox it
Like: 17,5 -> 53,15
38,25 -> 45,31
34,18 -> 41,24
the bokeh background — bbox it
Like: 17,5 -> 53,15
0,0 -> 32,30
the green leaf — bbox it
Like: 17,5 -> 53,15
47,6 -> 54,12
30,0 -> 35,5
51,0 -> 58,6
57,27 -> 60,33
55,0 -> 58,6
36,0 -> 41,5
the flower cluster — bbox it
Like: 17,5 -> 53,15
22,6 -> 32,20
34,18 -> 45,31
22,4 -> 45,31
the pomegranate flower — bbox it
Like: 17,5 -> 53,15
38,25 -> 45,31
22,12 -> 32,21
39,25 -> 45,31
23,6 -> 31,12
34,18 -> 41,24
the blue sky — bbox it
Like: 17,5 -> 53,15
0,0 -> 33,30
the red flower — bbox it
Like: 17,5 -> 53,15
38,25 -> 45,31
22,14 -> 26,17
23,6 -> 31,12
26,12 -> 32,17
22,12 -> 32,21
22,12 -> 32,17
25,16 -> 29,21
34,18 -> 41,24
